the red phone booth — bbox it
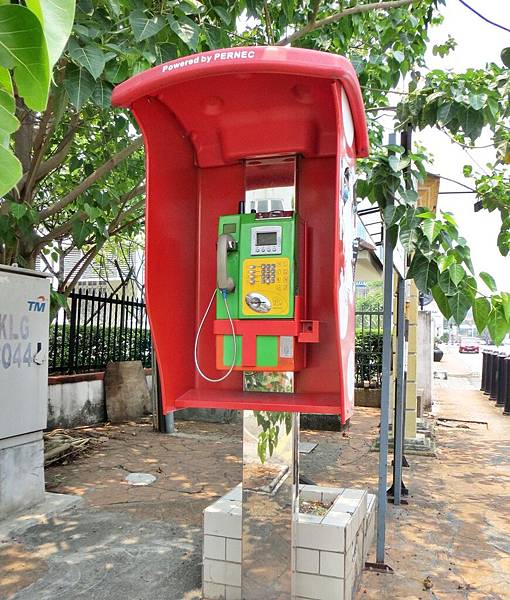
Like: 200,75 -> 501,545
112,46 -> 368,423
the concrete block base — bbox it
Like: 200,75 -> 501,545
0,434 -> 45,519
203,485 -> 377,600
0,492 -> 83,539
372,432 -> 436,456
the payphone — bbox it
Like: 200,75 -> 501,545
112,45 -> 369,419
194,208 -> 308,379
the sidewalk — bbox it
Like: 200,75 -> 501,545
357,347 -> 510,599
1,349 -> 509,599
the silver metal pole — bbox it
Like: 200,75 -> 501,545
241,410 -> 299,599
375,136 -> 396,565
393,276 -> 406,505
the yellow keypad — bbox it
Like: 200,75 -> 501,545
242,257 -> 291,316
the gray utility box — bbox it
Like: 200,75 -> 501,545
0,265 -> 50,518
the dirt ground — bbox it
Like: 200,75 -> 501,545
1,347 -> 509,599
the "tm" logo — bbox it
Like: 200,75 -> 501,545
27,296 -> 46,312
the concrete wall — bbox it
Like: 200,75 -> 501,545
417,311 -> 433,414
47,372 -> 237,429
48,375 -> 106,429
354,388 -> 381,408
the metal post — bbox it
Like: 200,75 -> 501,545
392,276 -> 406,505
489,352 -> 499,401
67,293 -> 78,373
481,350 -> 487,392
375,184 -> 395,564
496,354 -> 507,407
503,356 -> 510,416
485,351 -> 494,397
241,410 -> 299,599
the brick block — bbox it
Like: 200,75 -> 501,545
204,535 -> 226,560
203,558 -> 241,587
296,519 -> 347,553
319,550 -> 345,578
204,507 -> 241,539
203,580 -> 226,600
295,572 -> 344,600
226,538 -> 241,563
296,547 -> 320,574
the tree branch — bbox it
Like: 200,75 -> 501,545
23,115 -> 82,200
34,182 -> 145,251
263,1 -> 275,45
276,0 -> 417,46
61,246 -> 99,293
39,137 -> 144,221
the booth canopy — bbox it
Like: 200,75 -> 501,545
112,46 -> 369,166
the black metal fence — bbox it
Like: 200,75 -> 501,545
49,290 -> 151,374
49,291 -> 383,384
355,309 -> 383,388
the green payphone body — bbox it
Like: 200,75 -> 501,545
212,210 -> 303,373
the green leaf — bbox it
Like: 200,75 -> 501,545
421,219 -> 435,243
26,0 -> 75,67
10,202 -> 27,219
383,204 -> 404,226
388,155 -> 410,172
386,224 -> 399,248
501,292 -> 510,323
0,4 -> 50,111
0,65 -> 12,95
0,88 -> 19,142
438,253 -> 456,272
64,63 -> 95,109
437,102 -> 452,125
442,212 -> 457,226
129,10 -> 165,42
479,271 -> 497,292
167,14 -> 200,51
487,306 -> 509,346
104,60 -> 128,84
472,297 -> 491,334
72,218 -> 91,247
399,226 -> 418,251
0,145 -> 22,196
69,45 -> 106,79
468,93 -> 486,111
213,5 -> 231,24
432,284 -> 452,320
501,47 -> 510,68
91,78 -> 112,108
463,164 -> 473,177
448,291 -> 471,325
448,263 -> 465,286
407,254 -> 437,292
438,270 -> 457,296
401,189 -> 418,204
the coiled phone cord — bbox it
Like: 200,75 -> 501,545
194,288 -> 237,382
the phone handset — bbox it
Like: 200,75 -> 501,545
216,233 -> 236,293
194,233 -> 237,382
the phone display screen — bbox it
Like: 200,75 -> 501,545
256,232 -> 277,246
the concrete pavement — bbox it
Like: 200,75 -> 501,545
1,347 -> 509,599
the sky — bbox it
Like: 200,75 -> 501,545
417,0 -> 510,287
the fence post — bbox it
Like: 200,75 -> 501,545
67,293 -> 78,373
